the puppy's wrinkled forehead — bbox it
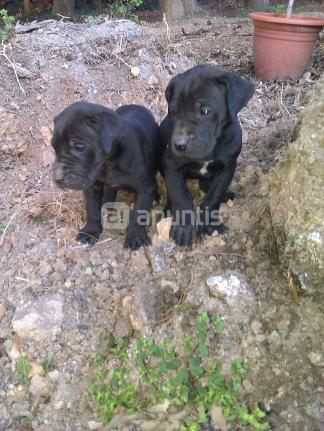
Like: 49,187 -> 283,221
171,73 -> 226,113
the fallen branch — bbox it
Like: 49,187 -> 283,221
162,13 -> 171,44
1,41 -> 26,95
181,27 -> 209,37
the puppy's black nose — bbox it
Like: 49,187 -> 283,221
173,136 -> 190,152
53,167 -> 65,184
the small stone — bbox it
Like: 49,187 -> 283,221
148,75 -> 159,87
94,285 -> 111,300
255,334 -> 266,343
131,251 -> 150,272
65,280 -> 72,288
85,266 -> 93,276
152,217 -> 172,245
210,406 -> 228,430
96,330 -> 115,355
12,294 -> 64,341
130,66 -> 140,77
0,303 -> 6,320
47,370 -> 60,382
29,375 -> 52,399
308,352 -> 324,367
88,421 -> 103,430
207,274 -> 247,299
227,199 -> 234,208
251,320 -> 262,335
29,362 -> 44,377
174,252 -> 184,262
114,317 -> 133,339
39,262 -> 53,277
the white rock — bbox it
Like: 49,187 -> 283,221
308,352 -> 324,367
88,420 -> 103,430
130,66 -> 140,77
47,370 -> 60,382
207,274 -> 246,298
12,294 -> 64,341
152,217 -> 172,245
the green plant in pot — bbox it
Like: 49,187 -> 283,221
250,0 -> 324,80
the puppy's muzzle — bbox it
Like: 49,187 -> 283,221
53,164 -> 65,186
173,136 -> 190,152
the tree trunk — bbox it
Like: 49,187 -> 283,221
23,0 -> 31,17
245,0 -> 270,11
52,0 -> 75,17
160,0 -> 197,22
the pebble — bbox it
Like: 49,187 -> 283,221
12,294 -> 64,341
251,320 -> 262,335
29,375 -> 52,399
0,303 -> 6,320
308,352 -> 324,367
39,262 -> 53,277
130,66 -> 140,77
88,421 -> 103,430
29,362 -> 44,377
85,266 -> 93,276
114,317 -> 133,339
94,285 -> 111,300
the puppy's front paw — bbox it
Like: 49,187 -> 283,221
170,224 -> 197,246
76,229 -> 100,245
198,222 -> 228,237
124,228 -> 151,251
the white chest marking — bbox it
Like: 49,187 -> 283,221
199,161 -> 212,175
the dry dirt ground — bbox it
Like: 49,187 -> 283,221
0,11 -> 324,431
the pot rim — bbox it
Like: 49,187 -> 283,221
249,11 -> 324,27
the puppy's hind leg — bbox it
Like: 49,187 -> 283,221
76,182 -> 103,245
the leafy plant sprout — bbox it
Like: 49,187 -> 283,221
89,312 -> 270,430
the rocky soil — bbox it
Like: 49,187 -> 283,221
0,10 -> 324,431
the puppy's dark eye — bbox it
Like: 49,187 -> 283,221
75,144 -> 85,152
200,107 -> 210,116
71,141 -> 86,152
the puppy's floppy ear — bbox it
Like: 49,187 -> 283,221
218,71 -> 255,119
52,101 -> 109,139
165,74 -> 182,104
97,113 -> 125,157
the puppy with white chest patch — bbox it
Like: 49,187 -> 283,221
160,64 -> 255,246
52,101 -> 162,250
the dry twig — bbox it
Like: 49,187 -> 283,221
1,41 -> 26,95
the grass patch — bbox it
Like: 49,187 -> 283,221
16,355 -> 32,385
42,357 -> 55,376
89,312 -> 270,429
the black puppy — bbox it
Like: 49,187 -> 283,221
52,101 -> 161,250
160,64 -> 255,246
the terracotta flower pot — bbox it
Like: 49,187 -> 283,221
250,12 -> 324,80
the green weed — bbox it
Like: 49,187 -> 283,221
0,9 -> 15,41
267,4 -> 287,14
0,221 -> 6,233
110,0 -> 143,18
32,215 -> 44,225
237,7 -> 253,18
89,312 -> 270,429
42,357 -> 55,376
16,355 -> 32,385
